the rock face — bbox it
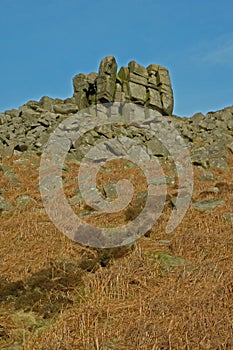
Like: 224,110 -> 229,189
73,56 -> 174,115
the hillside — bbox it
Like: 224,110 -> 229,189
0,57 -> 232,349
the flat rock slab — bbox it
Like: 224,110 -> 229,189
192,198 -> 225,211
155,252 -> 190,271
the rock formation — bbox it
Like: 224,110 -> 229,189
72,56 -> 174,114
0,56 -> 233,173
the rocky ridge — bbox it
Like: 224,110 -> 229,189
0,55 -> 233,173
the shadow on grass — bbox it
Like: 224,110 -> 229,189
0,260 -> 84,319
0,246 -> 134,320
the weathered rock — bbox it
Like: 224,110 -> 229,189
191,147 -> 209,168
4,108 -> 19,118
0,196 -> 13,212
129,61 -> 148,79
222,212 -> 233,223
192,198 -> 225,211
208,156 -> 228,170
118,66 -> 131,102
157,66 -> 174,115
69,194 -> 83,206
156,252 -> 190,271
114,82 -> 126,103
198,169 -> 214,182
14,195 -> 37,207
96,56 -> 117,103
73,73 -> 90,110
128,60 -> 148,87
146,88 -> 162,111
53,103 -> 78,114
128,81 -> 147,104
103,181 -> 118,200
1,164 -> 20,183
39,96 -> 55,112
70,56 -> 173,114
147,138 -> 169,157
147,64 -> 159,87
208,142 -> 228,170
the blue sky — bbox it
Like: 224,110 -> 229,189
1,0 -> 233,117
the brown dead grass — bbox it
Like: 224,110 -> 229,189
0,151 -> 232,349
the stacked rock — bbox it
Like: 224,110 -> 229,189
73,56 -> 174,116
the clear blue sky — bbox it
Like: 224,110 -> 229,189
1,0 -> 233,117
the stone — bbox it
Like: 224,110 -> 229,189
1,164 -> 20,183
161,92 -> 174,115
126,61 -> 148,105
198,169 -> 214,182
157,66 -> 174,115
114,82 -> 125,103
87,72 -> 98,105
39,96 -> 55,112
208,156 -> 228,170
147,138 -> 169,157
96,56 -> 117,103
208,142 -> 228,170
26,100 -> 41,111
4,108 -> 19,118
190,112 -> 205,123
128,60 -> 148,78
192,198 -> 225,212
191,147 -> 209,168
149,175 -> 175,186
73,73 -> 90,110
222,212 -> 233,223
14,195 -> 37,207
69,194 -> 83,206
128,60 -> 148,86
0,196 -> 13,211
117,68 -> 130,102
156,252 -> 190,271
53,103 -> 78,114
128,81 -> 147,104
72,56 -> 174,115
103,181 -> 118,200
146,87 -> 162,109
147,64 -> 159,87
128,73 -> 147,86
96,76 -> 116,102
73,73 -> 89,93
18,107 -> 41,122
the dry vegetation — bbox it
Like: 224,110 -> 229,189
0,150 -> 232,349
